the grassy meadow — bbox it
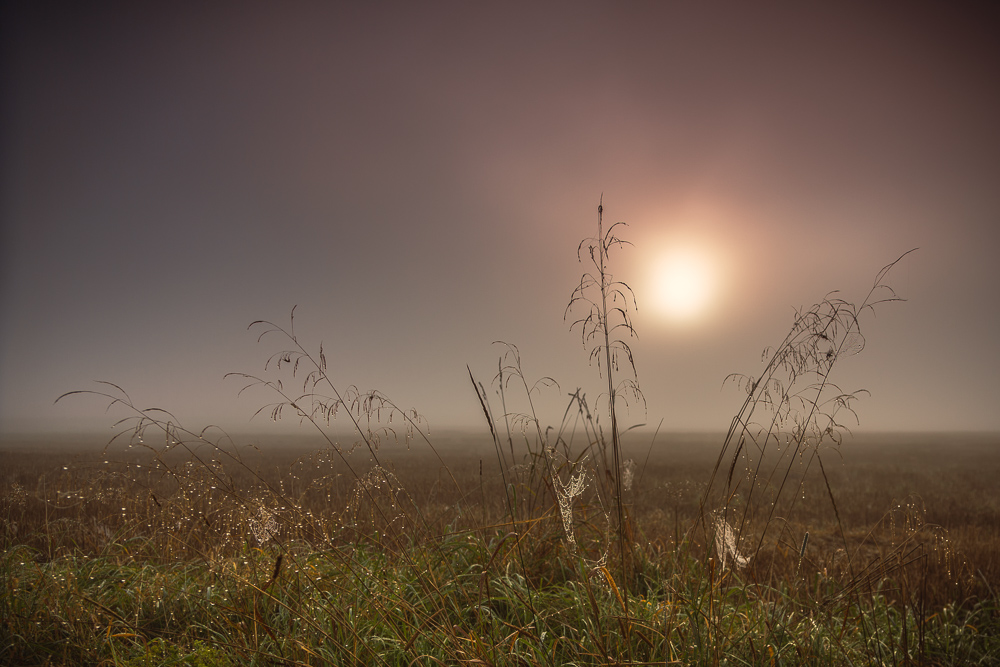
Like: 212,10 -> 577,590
1,431 -> 998,666
3,210 -> 999,665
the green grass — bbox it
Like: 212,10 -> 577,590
3,525 -> 998,665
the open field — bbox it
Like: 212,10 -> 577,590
3,224 -> 997,665
2,429 -> 998,665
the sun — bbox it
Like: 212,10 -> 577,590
651,247 -> 717,323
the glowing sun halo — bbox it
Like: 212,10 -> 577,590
652,248 -> 716,322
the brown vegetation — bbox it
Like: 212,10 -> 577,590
3,430 -> 996,610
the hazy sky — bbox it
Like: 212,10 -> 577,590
2,2 -> 999,440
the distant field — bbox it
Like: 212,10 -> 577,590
2,430 -> 998,665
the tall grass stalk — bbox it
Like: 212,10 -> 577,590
565,198 -> 643,590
